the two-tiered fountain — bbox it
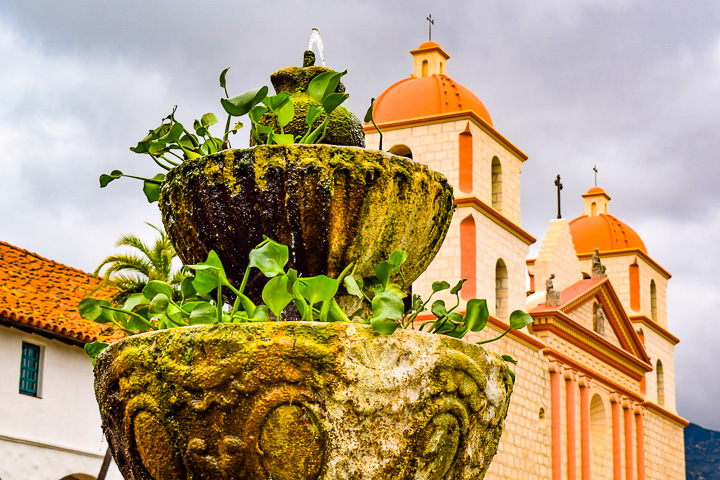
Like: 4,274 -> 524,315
91,44 -> 514,480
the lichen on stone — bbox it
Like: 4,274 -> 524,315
95,323 -> 513,480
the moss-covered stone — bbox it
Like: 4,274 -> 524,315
249,53 -> 365,147
159,145 -> 455,304
95,323 -> 514,480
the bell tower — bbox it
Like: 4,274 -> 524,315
364,42 -> 535,320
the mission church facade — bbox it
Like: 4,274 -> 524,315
365,41 -> 687,480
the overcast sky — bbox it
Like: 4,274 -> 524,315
0,0 -> 718,429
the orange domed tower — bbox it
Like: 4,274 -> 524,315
365,41 -> 535,320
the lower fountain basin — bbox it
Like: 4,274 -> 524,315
95,322 -> 513,480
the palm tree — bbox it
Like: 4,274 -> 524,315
94,223 -> 185,304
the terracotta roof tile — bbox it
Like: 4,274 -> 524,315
0,240 -> 113,344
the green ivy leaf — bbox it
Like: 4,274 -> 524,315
364,98 -> 376,123
308,70 -> 346,103
305,105 -> 324,127
432,281 -> 450,292
262,275 -> 293,318
248,238 -> 289,278
181,277 -> 197,301
78,298 -> 114,324
201,112 -> 219,127
149,293 -> 170,314
99,170 -> 124,188
507,368 -> 516,383
122,293 -> 149,312
501,354 -> 518,364
375,261 -> 393,289
268,133 -> 294,145
509,310 -> 533,330
321,93 -> 349,114
187,302 -> 217,325
84,341 -> 109,363
143,174 -> 165,203
248,105 -> 269,124
371,291 -> 404,322
251,305 -> 269,322
344,276 -> 364,298
221,86 -> 268,117
219,67 -> 229,90
299,275 -> 338,306
431,300 -> 447,318
389,250 -> 408,268
450,279 -> 467,295
143,280 -> 174,300
370,316 -> 400,335
465,298 -> 489,332
186,250 -> 228,294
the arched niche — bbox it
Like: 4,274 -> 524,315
389,144 -> 413,160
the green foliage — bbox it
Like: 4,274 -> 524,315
81,238 -> 534,373
101,67 -> 355,202
93,223 -> 185,305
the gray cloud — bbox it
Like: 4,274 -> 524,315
0,0 -> 718,428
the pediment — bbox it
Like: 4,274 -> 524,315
531,278 -> 650,366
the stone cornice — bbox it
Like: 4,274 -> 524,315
532,313 -> 652,380
363,110 -> 529,162
630,315 -> 680,345
577,249 -> 671,279
642,402 -> 689,427
455,197 -> 536,245
542,349 -> 644,403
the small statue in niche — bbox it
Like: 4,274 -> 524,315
591,248 -> 607,278
593,306 -> 606,335
545,274 -> 562,306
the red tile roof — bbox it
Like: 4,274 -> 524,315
0,240 -> 112,345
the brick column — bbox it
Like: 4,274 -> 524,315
550,362 -> 564,480
579,376 -> 591,480
635,406 -> 645,480
624,400 -> 634,480
565,369 -> 578,480
610,394 -> 622,480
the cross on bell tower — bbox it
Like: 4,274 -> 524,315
554,174 -> 563,219
426,15 -> 434,41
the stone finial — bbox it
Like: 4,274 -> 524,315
591,248 -> 607,278
545,273 -> 562,306
303,50 -> 315,67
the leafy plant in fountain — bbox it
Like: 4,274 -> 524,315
99,68 -> 351,202
81,238 -> 532,379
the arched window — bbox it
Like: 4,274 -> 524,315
657,360 -> 665,406
590,394 -> 610,477
459,123 -> 473,193
389,144 -> 413,160
460,215 -> 476,299
650,280 -> 657,321
491,157 -> 502,212
440,61 -> 444,74
591,202 -> 597,216
495,259 -> 508,319
421,60 -> 428,77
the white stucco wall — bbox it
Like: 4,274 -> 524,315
0,325 -> 122,480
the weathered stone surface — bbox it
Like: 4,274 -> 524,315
248,57 -> 365,148
159,145 -> 455,303
95,322 -> 513,480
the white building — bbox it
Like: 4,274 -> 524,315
0,240 -> 122,480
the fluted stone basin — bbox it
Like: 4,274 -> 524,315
159,144 -> 454,300
95,322 -> 513,480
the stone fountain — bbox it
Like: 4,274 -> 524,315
93,48 -> 513,480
